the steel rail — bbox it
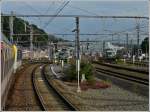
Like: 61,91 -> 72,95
95,68 -> 149,86
42,65 -> 78,111
31,64 -> 47,111
32,64 -> 78,111
93,61 -> 149,74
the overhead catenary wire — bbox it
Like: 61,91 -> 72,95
43,1 -> 70,30
2,1 -> 148,46
23,1 -> 43,29
42,1 -> 66,28
68,5 -> 99,16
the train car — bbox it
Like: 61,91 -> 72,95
103,49 -> 116,63
13,45 -> 22,72
1,33 -> 22,109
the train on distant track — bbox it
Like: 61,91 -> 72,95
102,48 -> 117,63
1,33 -> 22,109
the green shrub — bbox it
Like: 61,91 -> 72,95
80,61 -> 93,80
64,60 -> 94,81
64,63 -> 77,80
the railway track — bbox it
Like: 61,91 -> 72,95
31,64 -> 45,110
5,64 -> 42,111
126,60 -> 149,67
32,64 -> 77,111
95,67 -> 149,86
93,61 -> 148,74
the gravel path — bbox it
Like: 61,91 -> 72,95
47,64 -> 149,111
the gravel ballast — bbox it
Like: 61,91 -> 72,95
45,64 -> 149,111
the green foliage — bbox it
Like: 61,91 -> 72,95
80,61 -> 93,80
2,15 -> 64,46
65,63 -> 77,80
141,37 -> 149,53
64,60 -> 94,81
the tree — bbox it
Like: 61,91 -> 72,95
2,15 -> 64,46
141,37 -> 149,53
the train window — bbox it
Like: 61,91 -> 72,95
10,49 -> 12,67
8,52 -> 11,72
3,49 -> 5,78
8,48 -> 11,71
5,60 -> 7,76
8,49 -> 10,70
5,49 -> 9,76
1,50 -> 4,81
9,49 -> 12,70
3,50 -> 6,80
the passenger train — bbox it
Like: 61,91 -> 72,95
102,48 -> 117,63
1,33 -> 22,109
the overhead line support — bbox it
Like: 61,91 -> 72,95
2,14 -> 149,19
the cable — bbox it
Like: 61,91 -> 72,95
68,5 -> 99,16
23,1 -> 43,28
42,1 -> 66,28
44,1 -> 60,14
43,1 -> 70,30
24,2 -> 42,15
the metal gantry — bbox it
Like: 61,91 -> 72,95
2,14 -> 149,19
11,33 -> 149,36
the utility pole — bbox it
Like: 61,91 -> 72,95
130,39 -> 133,56
118,34 -> 120,45
24,22 -> 27,32
48,37 -> 51,61
30,26 -> 33,60
1,16 -> 3,33
9,11 -> 14,43
16,36 -> 18,46
72,28 -> 78,73
136,22 -> 140,48
112,34 -> 114,43
136,19 -> 140,58
75,32 -> 77,59
146,44 -> 148,61
102,40 -> 105,52
76,17 -> 81,92
124,40 -> 126,48
81,44 -> 84,55
86,38 -> 89,50
126,33 -> 129,49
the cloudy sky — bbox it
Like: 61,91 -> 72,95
1,0 -> 149,42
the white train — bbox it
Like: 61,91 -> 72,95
1,33 -> 22,109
